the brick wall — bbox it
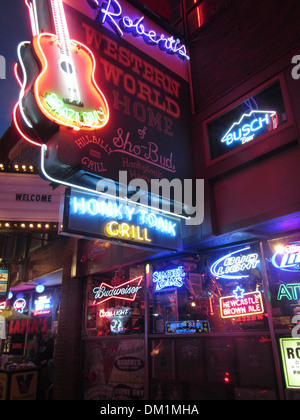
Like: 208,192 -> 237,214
51,238 -> 83,400
23,236 -> 83,400
190,0 -> 300,111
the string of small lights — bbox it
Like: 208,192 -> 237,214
0,163 -> 39,173
0,222 -> 58,231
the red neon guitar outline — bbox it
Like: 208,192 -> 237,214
14,0 -> 109,146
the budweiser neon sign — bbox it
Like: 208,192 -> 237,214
272,242 -> 300,272
93,276 -> 143,304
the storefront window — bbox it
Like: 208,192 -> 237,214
84,266 -> 145,336
149,243 -> 268,334
264,234 -> 300,332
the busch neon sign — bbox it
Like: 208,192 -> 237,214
272,243 -> 300,272
87,0 -> 190,61
220,290 -> 264,319
153,266 -> 185,291
221,110 -> 278,146
210,246 -> 260,280
93,276 -> 143,304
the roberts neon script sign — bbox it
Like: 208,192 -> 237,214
221,110 -> 278,146
210,246 -> 260,280
93,276 -> 143,304
87,0 -> 190,61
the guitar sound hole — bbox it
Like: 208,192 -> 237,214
61,61 -> 73,74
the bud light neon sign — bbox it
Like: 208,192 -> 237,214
272,243 -> 300,272
210,246 -> 260,280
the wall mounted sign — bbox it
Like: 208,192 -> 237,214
13,0 -> 193,202
207,81 -> 287,160
93,276 -> 143,305
99,306 -> 132,334
0,269 -> 9,297
32,295 -> 53,316
0,173 -> 64,223
152,266 -> 185,291
14,0 -> 109,146
13,298 -> 27,313
210,246 -> 260,280
165,320 -> 210,334
220,110 -> 278,146
88,0 -> 190,61
60,188 -> 182,250
277,283 -> 300,301
220,290 -> 264,319
272,242 -> 300,272
280,338 -> 300,389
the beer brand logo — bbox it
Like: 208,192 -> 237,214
272,242 -> 300,272
93,276 -> 143,304
210,246 -> 260,280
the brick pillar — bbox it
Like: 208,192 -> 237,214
52,238 -> 84,400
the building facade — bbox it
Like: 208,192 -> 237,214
0,0 -> 300,400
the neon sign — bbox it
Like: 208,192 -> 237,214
210,246 -> 260,280
166,320 -> 210,334
44,93 -> 108,129
93,276 -> 143,304
99,307 -> 132,334
88,0 -> 190,61
13,298 -> 26,313
33,295 -> 53,316
105,221 -> 151,243
220,290 -> 264,319
277,283 -> 300,301
272,243 -> 300,272
221,110 -> 278,146
72,196 -> 177,237
14,0 -> 110,147
152,266 -> 185,291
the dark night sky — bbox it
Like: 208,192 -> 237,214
0,0 -> 32,137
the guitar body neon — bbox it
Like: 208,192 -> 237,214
32,33 -> 109,131
14,0 -> 109,146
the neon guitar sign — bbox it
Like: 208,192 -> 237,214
14,0 -> 109,146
